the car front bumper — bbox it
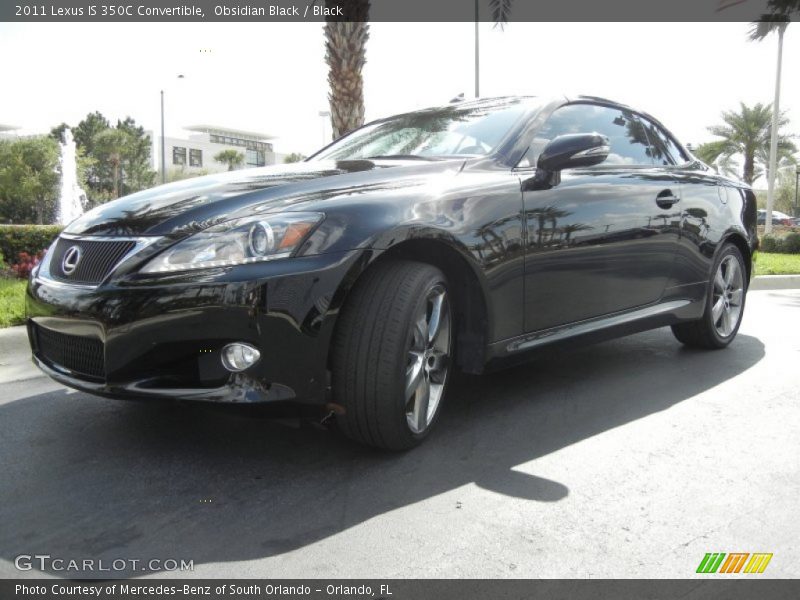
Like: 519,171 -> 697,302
26,250 -> 365,405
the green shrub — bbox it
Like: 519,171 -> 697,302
760,235 -> 779,253
0,225 -> 62,265
0,279 -> 27,328
759,232 -> 800,254
783,232 -> 800,254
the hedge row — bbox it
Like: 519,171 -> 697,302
761,233 -> 800,254
0,225 -> 63,266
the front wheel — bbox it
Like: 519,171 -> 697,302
331,260 -> 452,450
671,243 -> 746,349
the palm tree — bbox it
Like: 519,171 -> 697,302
321,1 -> 512,141
560,222 -> 593,245
214,149 -> 245,171
527,206 -> 571,247
695,103 -> 795,185
323,1 -> 370,140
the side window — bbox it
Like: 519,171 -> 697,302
640,116 -> 690,166
522,103 -> 654,168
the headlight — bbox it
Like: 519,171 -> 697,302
140,212 -> 323,273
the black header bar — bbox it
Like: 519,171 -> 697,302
0,0 -> 779,23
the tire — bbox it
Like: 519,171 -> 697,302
331,259 -> 453,450
671,243 -> 747,349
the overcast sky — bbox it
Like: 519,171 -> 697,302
0,21 -> 797,164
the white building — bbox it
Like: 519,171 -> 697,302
151,125 -> 285,177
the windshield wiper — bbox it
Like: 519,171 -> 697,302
365,154 -> 439,161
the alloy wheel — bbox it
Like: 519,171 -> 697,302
405,284 -> 451,434
711,255 -> 744,338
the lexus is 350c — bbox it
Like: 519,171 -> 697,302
27,96 -> 757,449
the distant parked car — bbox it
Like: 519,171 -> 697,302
757,209 -> 794,226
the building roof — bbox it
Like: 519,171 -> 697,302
185,125 -> 275,141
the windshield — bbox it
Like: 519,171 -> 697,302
311,98 -> 534,161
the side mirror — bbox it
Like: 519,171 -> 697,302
537,133 -> 610,172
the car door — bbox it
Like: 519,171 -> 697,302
640,118 -> 731,288
520,102 -> 682,333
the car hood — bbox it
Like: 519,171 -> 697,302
64,159 -> 466,237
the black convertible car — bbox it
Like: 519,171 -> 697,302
27,96 -> 757,449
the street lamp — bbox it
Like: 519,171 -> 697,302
795,166 -> 800,218
764,23 -> 787,235
160,74 -> 185,184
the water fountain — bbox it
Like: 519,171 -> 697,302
56,128 -> 87,225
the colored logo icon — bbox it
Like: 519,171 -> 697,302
697,552 -> 772,574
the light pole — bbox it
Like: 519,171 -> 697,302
160,74 -> 185,184
765,24 -> 786,234
795,166 -> 800,217
160,90 -> 166,184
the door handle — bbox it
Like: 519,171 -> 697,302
656,189 -> 680,208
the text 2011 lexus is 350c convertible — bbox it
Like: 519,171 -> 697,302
27,96 -> 757,449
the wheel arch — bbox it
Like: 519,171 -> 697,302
327,238 -> 491,375
721,231 -> 753,284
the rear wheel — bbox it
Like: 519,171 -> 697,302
671,244 -> 746,349
331,260 -> 452,450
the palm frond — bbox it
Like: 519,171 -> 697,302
702,100 -> 796,184
489,0 -> 513,29
749,17 -> 788,40
716,155 -> 741,180
745,0 -> 796,40
694,141 -> 730,165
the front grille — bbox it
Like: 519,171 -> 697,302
49,237 -> 136,284
34,324 -> 105,380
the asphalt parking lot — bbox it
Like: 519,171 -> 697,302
1,289 -> 798,579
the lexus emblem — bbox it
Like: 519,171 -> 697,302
61,245 -> 83,276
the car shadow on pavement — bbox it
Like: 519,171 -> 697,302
764,291 -> 800,309
0,330 -> 764,578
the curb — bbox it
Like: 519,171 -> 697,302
750,275 -> 800,291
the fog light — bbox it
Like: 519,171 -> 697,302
221,343 -> 261,372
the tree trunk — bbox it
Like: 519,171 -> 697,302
324,2 -> 370,140
113,160 -> 120,198
742,152 -> 755,185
